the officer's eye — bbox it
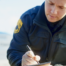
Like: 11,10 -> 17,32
47,0 -> 54,5
50,3 -> 54,5
59,6 -> 64,9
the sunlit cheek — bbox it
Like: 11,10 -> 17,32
45,5 -> 51,15
58,11 -> 66,19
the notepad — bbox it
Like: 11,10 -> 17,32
29,61 -> 51,66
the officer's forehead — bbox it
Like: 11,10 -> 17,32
47,0 -> 66,7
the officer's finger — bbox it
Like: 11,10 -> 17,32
22,54 -> 30,66
26,51 -> 34,58
23,60 -> 37,66
34,55 -> 41,61
26,57 -> 38,64
22,54 -> 37,66
22,54 -> 34,63
22,53 -> 35,63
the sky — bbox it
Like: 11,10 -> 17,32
0,0 -> 45,35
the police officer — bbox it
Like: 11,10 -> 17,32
7,0 -> 66,66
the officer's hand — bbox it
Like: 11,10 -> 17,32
22,51 -> 40,66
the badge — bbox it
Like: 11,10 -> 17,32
14,19 -> 23,33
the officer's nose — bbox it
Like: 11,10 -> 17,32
51,6 -> 57,15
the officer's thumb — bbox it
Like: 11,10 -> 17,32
26,51 -> 35,58
34,55 -> 41,62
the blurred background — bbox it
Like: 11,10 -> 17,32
0,0 -> 44,66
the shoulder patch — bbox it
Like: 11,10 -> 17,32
14,19 -> 23,33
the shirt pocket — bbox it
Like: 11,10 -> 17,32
35,31 -> 49,50
52,38 -> 66,65
30,31 -> 49,51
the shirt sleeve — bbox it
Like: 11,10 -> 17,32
7,13 -> 31,66
7,6 -> 40,66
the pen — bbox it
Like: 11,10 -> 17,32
26,45 -> 32,51
26,45 -> 39,63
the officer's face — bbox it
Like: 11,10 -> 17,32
45,0 -> 66,22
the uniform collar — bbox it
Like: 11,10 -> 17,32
33,2 -> 49,30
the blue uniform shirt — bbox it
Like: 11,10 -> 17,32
7,2 -> 66,66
